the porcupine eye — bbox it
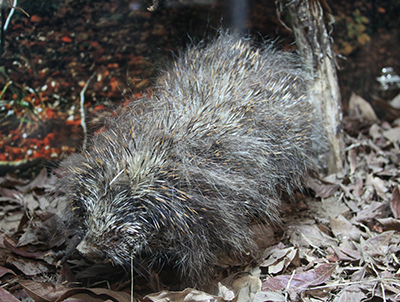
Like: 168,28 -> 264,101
110,235 -> 122,243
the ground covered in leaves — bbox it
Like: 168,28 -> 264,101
0,0 -> 400,301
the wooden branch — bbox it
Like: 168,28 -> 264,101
277,0 -> 344,173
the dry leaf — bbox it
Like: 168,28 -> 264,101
376,217 -> 400,231
369,123 -> 382,141
20,280 -> 133,302
261,263 -> 336,293
348,93 -> 378,122
330,215 -> 362,242
348,148 -> 357,174
3,235 -> 45,259
362,231 -> 394,257
335,285 -> 367,302
288,224 -> 337,248
321,196 -> 351,219
390,92 -> 400,109
331,239 -> 361,261
18,211 -> 68,248
0,287 -> 20,302
253,291 -> 286,302
231,275 -> 261,302
57,287 -> 133,302
0,266 -> 16,278
383,127 -> 400,144
217,283 -> 236,301
145,288 -> 221,302
15,168 -> 53,192
367,175 -> 389,200
352,201 -> 386,223
260,247 -> 299,274
390,186 -> 400,218
19,280 -> 71,302
307,177 -> 340,198
6,256 -> 52,276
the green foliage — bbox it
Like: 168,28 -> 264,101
334,7 -> 371,56
346,9 -> 370,45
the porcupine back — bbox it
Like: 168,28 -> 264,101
60,32 -> 325,288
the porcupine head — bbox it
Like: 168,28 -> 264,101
61,149 -> 161,268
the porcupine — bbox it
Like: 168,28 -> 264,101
59,32 -> 325,288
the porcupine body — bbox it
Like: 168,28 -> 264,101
60,32 -> 325,288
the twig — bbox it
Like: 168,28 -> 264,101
80,73 -> 96,151
4,0 -> 17,31
1,1 -> 5,59
0,80 -> 11,99
147,0 -> 159,11
1,0 -> 27,63
131,255 -> 134,302
275,0 -> 293,32
308,277 -> 400,290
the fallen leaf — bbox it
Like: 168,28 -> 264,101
330,215 -> 362,242
253,290 -> 286,302
18,211 -> 68,248
348,148 -> 358,174
145,288 -> 221,302
368,175 -> 389,200
390,186 -> 400,218
288,224 -> 337,248
6,256 -> 52,276
307,177 -> 340,198
0,266 -> 16,278
369,123 -> 382,141
30,15 -> 42,23
231,275 -> 261,302
383,127 -> 400,144
15,168 -> 53,192
352,201 -> 386,223
217,283 -> 236,301
348,93 -> 378,122
4,235 -> 45,259
58,287 -> 133,302
331,242 -> 361,262
61,36 -> 72,43
260,247 -> 299,274
376,217 -> 400,231
335,285 -> 367,302
20,280 -> 133,302
0,287 -> 20,302
390,92 -> 400,108
362,231 -> 394,257
261,263 -> 336,293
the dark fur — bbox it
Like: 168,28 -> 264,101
58,32 -> 325,287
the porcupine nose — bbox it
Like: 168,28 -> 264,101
77,239 -> 105,262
